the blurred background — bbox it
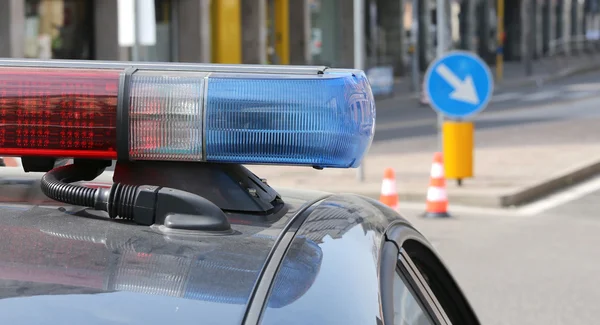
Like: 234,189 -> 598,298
3,0 -> 596,79
4,1 -> 600,324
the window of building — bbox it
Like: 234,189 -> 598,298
145,0 -> 174,62
24,0 -> 94,60
309,0 -> 341,67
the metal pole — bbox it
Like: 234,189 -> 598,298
496,0 -> 505,82
354,0 -> 366,182
131,0 -> 140,61
523,0 -> 533,76
465,0 -> 475,51
411,0 -> 420,93
436,0 -> 445,57
436,0 -> 445,151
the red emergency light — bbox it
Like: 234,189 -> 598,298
0,67 -> 120,159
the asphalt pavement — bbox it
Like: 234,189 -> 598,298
374,69 -> 600,143
399,176 -> 600,325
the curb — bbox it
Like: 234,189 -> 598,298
339,188 -> 501,209
334,159 -> 600,209
500,159 -> 600,207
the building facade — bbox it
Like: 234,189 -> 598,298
0,0 -> 598,77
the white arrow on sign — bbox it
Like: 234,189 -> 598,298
435,64 -> 480,105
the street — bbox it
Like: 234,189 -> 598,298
373,69 -> 600,144
246,68 -> 600,324
374,70 -> 600,324
400,176 -> 600,325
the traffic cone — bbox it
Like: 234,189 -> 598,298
0,157 -> 19,167
380,168 -> 399,210
423,152 -> 451,218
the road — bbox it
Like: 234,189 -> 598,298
373,70 -> 600,143
374,71 -> 600,324
399,176 -> 600,325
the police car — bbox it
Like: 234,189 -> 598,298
0,59 -> 479,325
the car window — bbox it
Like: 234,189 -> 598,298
401,242 -> 479,325
393,268 -> 436,325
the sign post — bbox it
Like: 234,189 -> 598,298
353,0 -> 365,182
496,0 -> 505,82
424,51 -> 494,185
436,0 -> 447,151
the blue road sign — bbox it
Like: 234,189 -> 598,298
424,51 -> 494,119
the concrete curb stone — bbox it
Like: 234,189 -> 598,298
346,158 -> 600,209
500,159 -> 600,207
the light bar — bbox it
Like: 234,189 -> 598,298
0,60 -> 376,168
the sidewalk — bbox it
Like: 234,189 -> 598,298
384,54 -> 600,100
247,104 -> 600,209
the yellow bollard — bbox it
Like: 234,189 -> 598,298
442,120 -> 474,186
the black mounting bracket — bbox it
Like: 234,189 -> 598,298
112,161 -> 283,215
21,157 -> 108,173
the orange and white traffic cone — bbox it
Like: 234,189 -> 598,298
0,157 -> 20,167
379,168 -> 399,210
423,152 -> 451,218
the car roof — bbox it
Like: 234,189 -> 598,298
0,167 -> 408,325
0,167 -> 301,323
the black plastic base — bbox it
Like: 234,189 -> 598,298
22,157 -> 110,173
422,211 -> 452,219
113,161 -> 283,216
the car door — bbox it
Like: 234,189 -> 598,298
380,223 -> 480,325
